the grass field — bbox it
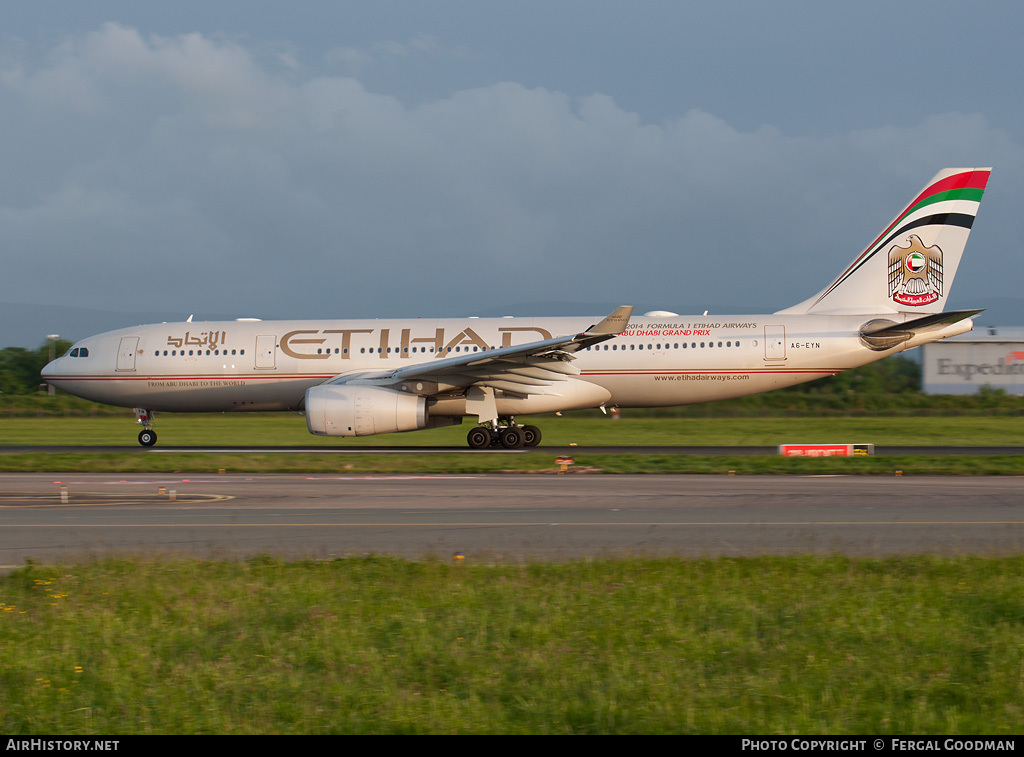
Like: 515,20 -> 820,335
2,412 -> 1023,474
2,411 -> 1024,447
1,555 -> 1022,735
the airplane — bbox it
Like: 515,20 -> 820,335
42,167 -> 991,448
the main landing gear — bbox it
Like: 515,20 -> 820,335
466,419 -> 542,450
135,408 -> 157,447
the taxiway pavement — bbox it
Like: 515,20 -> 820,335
2,473 -> 1022,566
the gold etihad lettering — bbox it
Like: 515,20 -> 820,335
402,328 -> 444,355
280,330 -> 329,359
443,327 -> 488,353
272,326 -> 554,360
322,329 -> 373,355
499,326 -> 551,346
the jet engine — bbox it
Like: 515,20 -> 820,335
305,385 -> 427,437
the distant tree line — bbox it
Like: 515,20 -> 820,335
0,339 -> 72,395
3,344 -> 1020,417
780,353 -> 921,395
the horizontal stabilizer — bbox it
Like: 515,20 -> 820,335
861,309 -> 983,338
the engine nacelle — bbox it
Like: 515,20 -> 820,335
305,385 -> 427,437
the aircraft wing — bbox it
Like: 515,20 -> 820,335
320,305 -> 633,395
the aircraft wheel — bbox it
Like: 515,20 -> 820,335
138,429 -> 157,447
499,426 -> 525,449
467,427 -> 491,449
522,425 -> 542,447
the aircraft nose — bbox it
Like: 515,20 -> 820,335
41,358 -> 62,380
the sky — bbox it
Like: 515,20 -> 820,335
2,1 -> 1023,345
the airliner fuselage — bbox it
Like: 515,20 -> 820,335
43,312 -> 967,412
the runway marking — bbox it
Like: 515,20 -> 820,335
4,520 -> 1024,527
0,493 -> 233,508
145,449 -> 528,455
48,475 -> 490,484
302,475 -> 489,480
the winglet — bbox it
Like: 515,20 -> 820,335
585,305 -> 634,337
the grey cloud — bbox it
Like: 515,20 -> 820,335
1,24 -> 1021,328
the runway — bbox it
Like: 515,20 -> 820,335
5,444 -> 1024,455
2,473 -> 1023,566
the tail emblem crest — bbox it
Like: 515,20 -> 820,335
888,234 -> 943,307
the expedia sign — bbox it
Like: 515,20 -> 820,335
923,342 -> 1024,395
936,357 -> 1024,381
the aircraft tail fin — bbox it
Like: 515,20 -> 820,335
778,168 -> 991,315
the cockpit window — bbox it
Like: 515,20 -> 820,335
79,347 -> 89,357
69,348 -> 79,357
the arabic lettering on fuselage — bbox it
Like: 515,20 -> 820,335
166,331 -> 226,350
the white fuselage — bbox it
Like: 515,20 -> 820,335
42,312 -> 963,416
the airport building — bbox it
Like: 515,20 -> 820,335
921,326 -> 1024,395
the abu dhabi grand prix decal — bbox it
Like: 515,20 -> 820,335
887,234 -> 943,307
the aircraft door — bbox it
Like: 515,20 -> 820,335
764,326 -> 786,361
116,336 -> 139,371
255,335 -> 277,369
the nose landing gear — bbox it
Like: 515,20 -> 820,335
134,408 -> 157,447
